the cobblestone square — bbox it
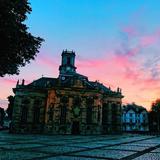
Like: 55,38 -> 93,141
0,131 -> 160,160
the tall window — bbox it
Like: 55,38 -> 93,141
86,106 -> 92,124
102,103 -> 108,124
97,105 -> 101,122
48,103 -> 54,121
21,99 -> 29,123
67,57 -> 71,65
86,98 -> 94,124
33,100 -> 41,123
111,103 -> 117,124
60,105 -> 67,124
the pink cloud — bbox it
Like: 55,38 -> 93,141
0,99 -> 8,110
0,50 -> 159,111
121,23 -> 160,49
1,28 -> 160,111
37,54 -> 59,68
0,78 -> 17,85
76,48 -> 160,110
140,35 -> 158,47
121,26 -> 138,37
0,78 -> 30,85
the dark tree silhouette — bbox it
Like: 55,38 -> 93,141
6,95 -> 15,120
151,99 -> 160,112
150,99 -> 160,133
0,107 -> 5,127
0,0 -> 43,77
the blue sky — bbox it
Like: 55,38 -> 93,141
26,0 -> 160,58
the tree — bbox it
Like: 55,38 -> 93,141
0,107 -> 5,127
0,0 -> 43,77
151,99 -> 160,112
151,99 -> 160,133
6,95 -> 15,120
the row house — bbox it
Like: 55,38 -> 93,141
122,103 -> 149,132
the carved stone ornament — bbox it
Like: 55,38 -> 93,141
72,106 -> 81,118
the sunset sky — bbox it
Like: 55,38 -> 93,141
1,0 -> 160,110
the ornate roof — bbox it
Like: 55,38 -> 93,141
27,77 -> 58,88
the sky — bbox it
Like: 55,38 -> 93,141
1,0 -> 160,110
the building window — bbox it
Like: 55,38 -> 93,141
111,103 -> 117,124
61,96 -> 68,104
73,97 -> 81,106
86,105 -> 92,124
143,114 -> 146,119
67,57 -> 71,65
86,98 -> 94,124
21,106 -> 28,123
48,103 -> 54,121
129,113 -> 133,117
33,100 -> 41,123
21,99 -> 29,123
60,105 -> 67,124
97,105 -> 101,122
102,103 -> 108,124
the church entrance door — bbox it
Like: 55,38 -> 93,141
72,121 -> 80,134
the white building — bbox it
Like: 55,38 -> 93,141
122,104 -> 149,132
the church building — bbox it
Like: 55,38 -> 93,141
11,50 -> 123,134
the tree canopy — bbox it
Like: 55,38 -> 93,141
151,99 -> 160,112
0,0 -> 43,77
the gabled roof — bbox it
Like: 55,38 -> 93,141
89,81 -> 111,92
27,77 -> 58,88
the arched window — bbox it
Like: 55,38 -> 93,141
21,99 -> 29,123
60,105 -> 67,124
33,99 -> 41,124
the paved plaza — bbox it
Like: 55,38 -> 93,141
0,131 -> 160,160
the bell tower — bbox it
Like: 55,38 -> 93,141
59,50 -> 77,75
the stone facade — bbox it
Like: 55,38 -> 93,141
11,50 -> 123,134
